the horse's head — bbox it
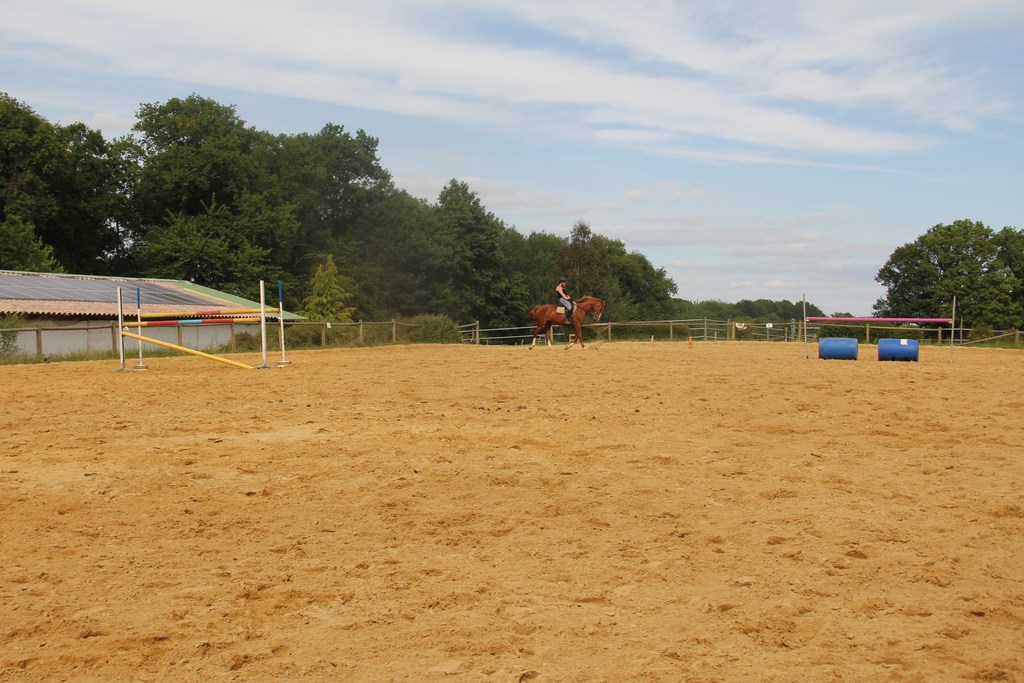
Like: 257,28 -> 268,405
576,296 -> 605,321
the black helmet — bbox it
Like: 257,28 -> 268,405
558,276 -> 568,283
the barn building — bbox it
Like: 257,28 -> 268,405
0,270 -> 302,359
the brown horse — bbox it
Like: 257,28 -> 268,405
528,295 -> 605,349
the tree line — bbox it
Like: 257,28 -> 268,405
1,92 -> 682,327
2,92 -> 1020,330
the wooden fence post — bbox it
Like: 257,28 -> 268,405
391,320 -> 397,343
35,327 -> 43,359
321,322 -> 327,348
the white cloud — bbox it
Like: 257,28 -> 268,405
3,0 -> 1018,315
58,111 -> 136,138
5,0 -> 1016,158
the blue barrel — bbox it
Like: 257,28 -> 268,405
878,338 -> 919,362
818,337 -> 858,360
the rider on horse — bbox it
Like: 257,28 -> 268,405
556,276 -> 573,324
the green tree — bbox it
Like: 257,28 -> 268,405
1,93 -> 128,273
993,226 -> 1024,325
301,255 -> 356,322
559,220 -> 612,298
347,190 -> 455,319
133,95 -> 263,222
253,123 -> 393,302
436,180 -> 506,324
0,214 -> 63,272
139,201 -> 269,297
501,231 -> 564,306
607,244 -> 677,320
482,273 -> 533,329
875,219 -> 1022,328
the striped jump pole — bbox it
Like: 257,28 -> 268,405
122,318 -> 261,327
114,282 -> 277,371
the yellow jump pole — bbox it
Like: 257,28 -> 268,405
120,330 -> 255,370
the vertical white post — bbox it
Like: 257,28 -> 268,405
134,288 -> 147,369
116,287 -> 126,370
802,294 -> 808,359
259,280 -> 269,368
948,295 -> 957,365
276,280 -> 291,367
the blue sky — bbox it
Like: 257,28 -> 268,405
3,0 -> 1022,315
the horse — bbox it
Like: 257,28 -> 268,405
528,295 -> 605,349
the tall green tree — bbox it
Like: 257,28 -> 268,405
607,243 -> 677,320
133,95 -> 263,222
559,220 -> 612,298
347,189 -> 455,319
139,201 -> 269,297
875,219 -> 1023,328
435,180 -> 506,324
497,230 -> 564,308
994,226 -> 1024,321
260,124 -> 393,302
0,214 -> 63,272
1,93 -> 128,273
301,255 -> 356,322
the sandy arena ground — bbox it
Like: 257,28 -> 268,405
1,341 -> 1022,682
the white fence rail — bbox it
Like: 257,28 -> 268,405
2,318 -> 1021,360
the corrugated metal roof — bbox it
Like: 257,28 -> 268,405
0,271 -> 304,319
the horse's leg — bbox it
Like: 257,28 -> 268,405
529,321 -> 542,349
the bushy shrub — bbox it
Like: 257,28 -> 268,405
0,314 -> 25,356
404,315 -> 461,344
968,325 -> 993,342
285,324 -> 324,349
232,332 -> 263,351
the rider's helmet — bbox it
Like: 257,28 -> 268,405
558,276 -> 568,283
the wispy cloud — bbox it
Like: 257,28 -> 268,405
3,0 -> 1018,315
4,0 -> 1018,159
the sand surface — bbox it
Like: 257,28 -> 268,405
1,342 -> 1022,682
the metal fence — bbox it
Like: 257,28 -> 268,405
459,319 -> 1024,347
2,318 -> 1022,361
462,319 -> 808,345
